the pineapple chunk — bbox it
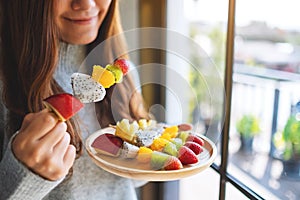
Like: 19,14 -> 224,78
115,119 -> 139,143
138,119 -> 148,130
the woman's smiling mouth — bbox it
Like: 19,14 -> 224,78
65,15 -> 98,25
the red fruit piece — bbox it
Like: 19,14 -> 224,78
184,141 -> 203,155
91,133 -> 123,157
164,156 -> 183,170
43,93 -> 83,121
177,123 -> 193,131
178,146 -> 198,165
113,59 -> 130,75
186,135 -> 204,146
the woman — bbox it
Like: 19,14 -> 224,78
0,0 -> 149,199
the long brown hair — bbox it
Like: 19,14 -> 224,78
0,1 -> 59,128
0,0 -> 83,154
0,0 -> 149,156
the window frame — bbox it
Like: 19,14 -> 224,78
218,0 -> 264,199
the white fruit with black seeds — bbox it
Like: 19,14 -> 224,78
71,73 -> 106,103
135,129 -> 163,147
120,141 -> 140,159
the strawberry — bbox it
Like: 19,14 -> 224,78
184,141 -> 203,155
91,133 -> 123,157
186,134 -> 204,146
113,59 -> 130,75
178,146 -> 198,165
164,156 -> 183,170
43,93 -> 83,121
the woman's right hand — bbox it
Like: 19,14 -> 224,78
12,109 -> 76,181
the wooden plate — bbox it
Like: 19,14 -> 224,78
85,127 -> 217,181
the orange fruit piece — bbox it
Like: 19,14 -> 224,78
162,125 -> 179,138
160,133 -> 172,141
92,65 -> 116,88
150,138 -> 169,151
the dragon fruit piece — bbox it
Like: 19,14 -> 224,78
120,141 -> 140,159
71,73 -> 106,103
135,129 -> 163,147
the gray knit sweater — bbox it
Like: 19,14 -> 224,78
0,43 -> 143,200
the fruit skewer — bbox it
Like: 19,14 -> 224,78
91,133 -> 183,170
114,119 -> 204,158
42,59 -> 130,121
71,59 -> 130,103
91,119 -> 205,171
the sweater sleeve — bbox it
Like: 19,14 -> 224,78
0,134 -> 63,200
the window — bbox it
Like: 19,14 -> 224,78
166,0 -> 300,199
120,0 -> 300,199
229,0 -> 300,199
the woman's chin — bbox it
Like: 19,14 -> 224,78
61,33 -> 98,45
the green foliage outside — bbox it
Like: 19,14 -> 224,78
236,114 -> 261,138
274,116 -> 300,160
188,24 -> 226,123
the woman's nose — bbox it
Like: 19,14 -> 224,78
71,0 -> 96,11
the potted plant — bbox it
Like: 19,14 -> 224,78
273,116 -> 300,179
236,114 -> 261,154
